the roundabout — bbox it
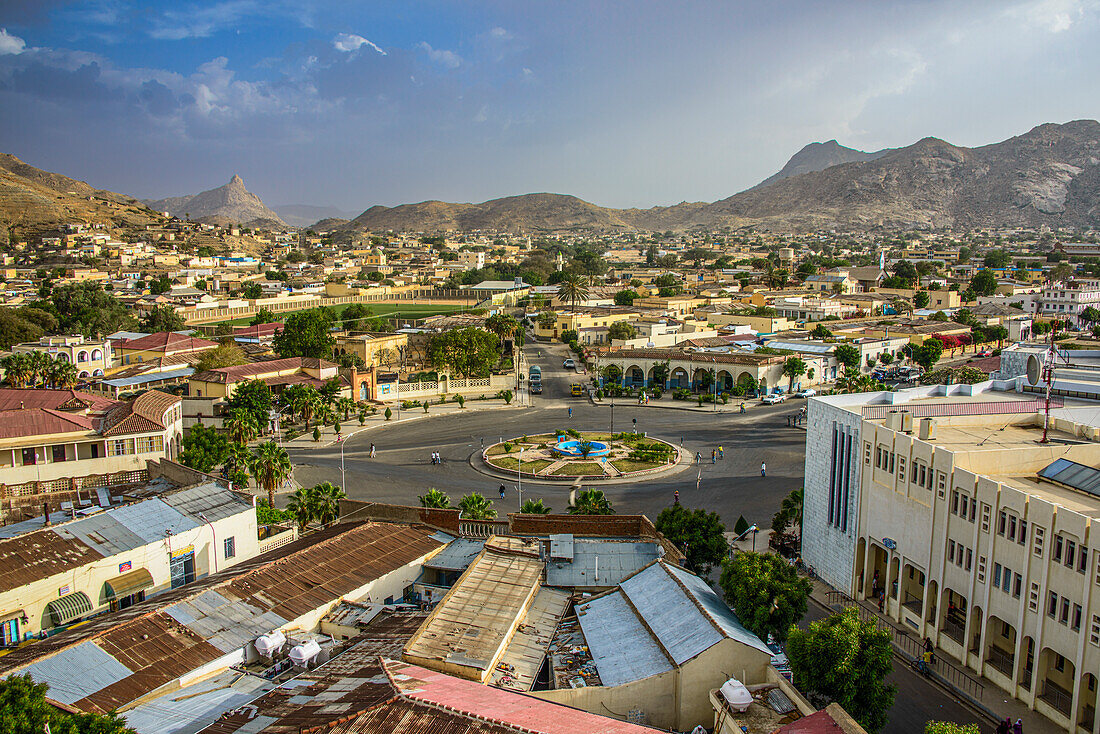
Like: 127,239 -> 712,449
480,430 -> 683,481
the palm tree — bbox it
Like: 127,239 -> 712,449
780,488 -> 804,531
44,359 -> 79,388
250,441 -> 292,508
569,488 -> 613,515
336,397 -> 356,422
1,353 -> 32,387
26,351 -> 51,387
286,485 -> 318,531
557,274 -> 590,314
224,410 -> 260,445
577,441 -> 595,459
419,488 -> 452,509
520,499 -> 551,514
458,492 -> 497,519
312,481 -> 346,525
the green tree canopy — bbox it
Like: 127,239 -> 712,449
272,308 -> 335,358
225,379 -> 273,426
250,441 -> 292,508
250,307 -> 277,325
607,321 -> 636,341
569,488 -> 613,515
912,339 -> 944,371
925,723 -> 980,734
783,356 -> 808,392
37,283 -> 136,336
179,423 -> 229,473
459,492 -> 496,519
833,344 -> 860,370
520,498 -> 551,514
810,324 -> 832,340
0,673 -> 135,734
968,269 -> 998,297
241,282 -> 264,299
913,291 -> 930,309
426,327 -> 501,377
194,343 -> 248,372
719,551 -> 811,644
655,504 -> 727,575
419,488 -> 452,508
982,249 -> 1012,268
787,607 -> 896,732
613,289 -> 637,306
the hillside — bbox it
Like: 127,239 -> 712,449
144,175 -> 286,229
340,120 -> 1100,233
272,204 -> 356,228
0,154 -> 164,240
749,140 -> 888,191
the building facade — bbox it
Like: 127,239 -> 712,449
12,335 -> 111,378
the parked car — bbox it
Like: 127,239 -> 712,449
976,350 -> 993,357
795,388 -> 817,398
761,393 -> 786,404
563,358 -> 575,368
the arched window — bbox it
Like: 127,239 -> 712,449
91,349 -> 103,360
77,351 -> 89,362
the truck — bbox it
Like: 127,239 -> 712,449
529,365 -> 542,381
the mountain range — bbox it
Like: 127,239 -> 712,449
2,120 -> 1099,238
143,175 -> 286,229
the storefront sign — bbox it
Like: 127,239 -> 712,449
119,561 -> 132,573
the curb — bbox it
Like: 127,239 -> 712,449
469,443 -> 694,486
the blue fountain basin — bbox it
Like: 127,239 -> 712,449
554,439 -> 611,457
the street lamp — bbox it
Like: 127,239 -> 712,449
734,524 -> 760,552
711,358 -> 718,412
518,448 -> 524,509
339,434 -> 346,492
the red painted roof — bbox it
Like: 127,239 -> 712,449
117,332 -> 218,352
0,408 -> 94,439
388,660 -> 663,733
0,388 -> 117,413
232,323 -> 284,338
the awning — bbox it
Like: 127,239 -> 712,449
45,592 -> 92,627
104,568 -> 154,599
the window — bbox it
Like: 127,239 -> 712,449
1013,573 -> 1022,599
1034,526 -> 1045,557
864,442 -> 872,464
937,471 -> 947,498
919,465 -> 927,487
966,548 -> 973,572
1055,534 -> 1064,562
1081,547 -> 1089,574
107,439 -> 130,456
51,445 -> 66,462
994,563 -> 1002,587
1055,653 -> 1066,673
1073,604 -> 1083,631
1091,615 -> 1100,647
889,452 -> 895,473
952,491 -> 960,515
1018,519 -> 1027,546
224,536 -> 236,559
949,540 -> 956,563
137,436 -> 159,453
998,510 -> 1007,535
875,446 -> 883,468
981,503 -> 992,533
897,457 -> 906,482
1048,591 -> 1059,617
1061,598 -> 1071,624
969,499 -> 977,522
1066,539 -> 1077,569
1003,569 -> 1013,593
1029,583 -> 1040,612
978,556 -> 987,584
1008,515 -> 1017,541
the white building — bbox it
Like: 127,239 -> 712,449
12,335 -> 111,379
1040,280 -> 1100,326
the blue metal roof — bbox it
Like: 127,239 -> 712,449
21,641 -> 132,705
576,590 -> 672,686
101,367 -> 194,388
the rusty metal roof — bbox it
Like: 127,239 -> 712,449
0,527 -> 104,594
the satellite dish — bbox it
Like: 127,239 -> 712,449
1026,354 -> 1042,386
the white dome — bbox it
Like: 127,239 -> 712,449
720,678 -> 753,712
254,630 -> 286,656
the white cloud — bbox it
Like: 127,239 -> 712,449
333,32 -> 386,55
418,42 -> 462,69
148,0 -> 259,40
0,28 -> 26,55
489,27 -> 512,40
1008,0 -> 1095,32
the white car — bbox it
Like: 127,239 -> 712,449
761,393 -> 786,404
563,358 -> 575,368
795,389 -> 817,398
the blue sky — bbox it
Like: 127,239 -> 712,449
0,0 -> 1098,213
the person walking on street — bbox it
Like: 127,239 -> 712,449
718,445 -> 723,459
760,461 -> 766,477
1012,719 -> 1023,734
369,443 -> 376,458
740,402 -> 745,413
996,719 -> 1010,734
695,451 -> 702,464
568,407 -> 573,419
499,483 -> 506,500
674,490 -> 679,504
711,449 -> 716,464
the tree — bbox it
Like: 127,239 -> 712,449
39,283 -> 136,336
224,410 -> 260,445
43,358 -> 79,389
139,304 -> 187,332
1082,306 -> 1100,327
224,442 -> 251,487
537,311 -> 556,329
0,673 -> 135,734
179,423 -> 229,472
1051,262 -> 1074,282
787,608 -> 896,732
613,289 -> 637,306
925,723 -> 980,734
272,308 -> 335,358
485,313 -> 521,349
281,384 -> 319,428
557,273 -> 590,313
148,275 -> 173,295
833,344 -> 860,371
783,357 -> 807,393
569,488 -> 613,515
459,492 -> 496,519
913,291 -> 930,309
890,259 -> 918,286
655,504 -> 727,575
241,282 -> 264,299
520,499 -> 551,514
608,321 -> 636,341
771,488 -> 804,546
250,441 -> 292,508
810,324 -> 832,340
651,360 -> 671,387
426,327 -> 501,377
968,269 -> 998,297
194,343 -> 248,372
720,552 -> 811,644
419,488 -> 452,508
912,339 -> 944,371
982,250 -> 1012,269
313,481 -> 345,525
225,379 -> 273,427
250,307 -> 277,325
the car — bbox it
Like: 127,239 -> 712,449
976,350 -> 993,357
563,358 -> 575,368
761,393 -> 786,404
795,388 -> 817,398
570,383 -> 583,396
530,381 -> 543,394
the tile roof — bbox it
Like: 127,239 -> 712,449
101,389 -> 179,436
116,332 -> 218,352
0,407 -> 95,440
190,357 -> 319,385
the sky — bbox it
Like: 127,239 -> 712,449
0,0 -> 1098,213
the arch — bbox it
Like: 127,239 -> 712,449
91,348 -> 103,360
736,371 -> 758,397
625,365 -> 645,386
900,562 -> 925,617
1037,646 -> 1075,720
924,579 -> 938,627
985,615 -> 1017,680
56,353 -> 70,363
691,368 -> 711,391
647,365 -> 665,389
92,369 -> 104,377
77,350 -> 89,363
78,371 -> 90,378
717,370 -> 733,392
670,367 -> 689,389
759,376 -> 768,392
1078,673 -> 1096,730
360,380 -> 369,401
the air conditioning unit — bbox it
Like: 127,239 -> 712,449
919,418 -> 937,440
900,413 -> 914,434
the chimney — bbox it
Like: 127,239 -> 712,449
43,502 -> 50,526
20,401 -> 24,410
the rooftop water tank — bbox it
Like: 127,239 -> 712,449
289,639 -> 321,667
254,630 -> 286,657
720,678 -> 753,712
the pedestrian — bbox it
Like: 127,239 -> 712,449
878,590 -> 885,614
695,451 -> 702,464
760,461 -> 766,477
1012,719 -> 1023,734
499,483 -> 506,499
674,490 -> 679,504
568,407 -> 573,419
369,443 -> 376,459
996,718 -> 1010,734
711,449 -> 716,464
740,402 -> 745,413
718,445 -> 723,459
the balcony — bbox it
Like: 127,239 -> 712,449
986,645 -> 1014,678
942,616 -> 965,645
1040,680 -> 1073,718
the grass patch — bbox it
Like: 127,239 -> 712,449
217,301 -> 468,327
491,458 -> 553,473
611,459 -> 665,474
552,461 -> 607,476
486,444 -> 513,456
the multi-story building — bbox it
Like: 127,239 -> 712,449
12,335 -> 111,379
112,331 -> 219,366
0,388 -> 184,489
1040,280 -> 1100,326
804,382 -> 1100,731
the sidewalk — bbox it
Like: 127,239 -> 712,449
807,581 -> 1054,732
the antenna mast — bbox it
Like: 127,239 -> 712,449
1041,325 -> 1056,443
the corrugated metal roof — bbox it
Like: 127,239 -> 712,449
20,641 -> 132,706
164,590 -> 288,654
108,498 -> 200,543
101,367 -> 195,388
546,540 -> 658,588
1039,458 -> 1100,496
576,590 -> 672,686
0,528 -> 104,594
549,534 -> 573,560
620,563 -> 724,665
663,564 -> 772,656
162,483 -> 249,524
422,538 -> 484,571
